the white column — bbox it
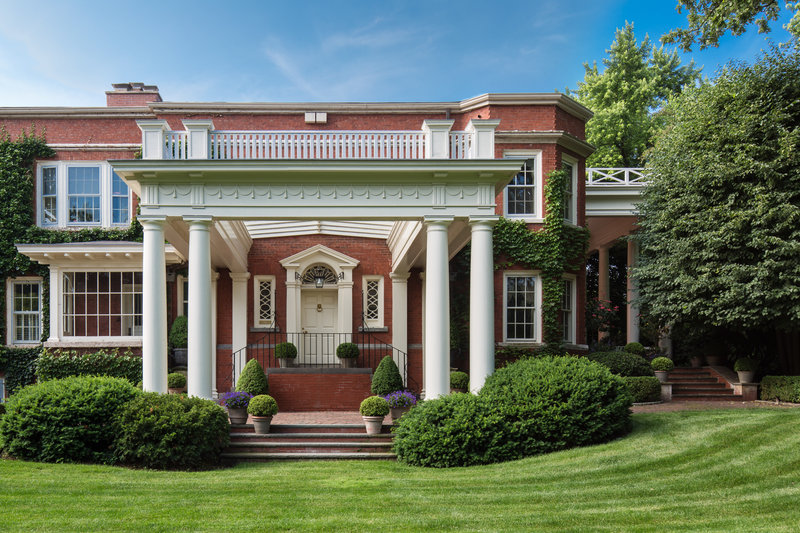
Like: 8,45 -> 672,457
424,216 -> 453,399
186,217 -> 213,399
626,239 -> 640,344
47,266 -> 61,342
469,216 -> 498,392
597,245 -> 610,341
211,271 -> 219,397
230,272 -> 250,386
285,270 -> 300,334
136,120 -> 169,160
465,119 -> 501,159
419,272 -> 426,399
422,119 -> 454,159
141,217 -> 168,393
182,119 -> 214,160
338,267 -> 355,335
391,272 -> 410,386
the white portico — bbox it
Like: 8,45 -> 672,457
112,119 -> 519,400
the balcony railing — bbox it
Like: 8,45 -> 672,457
586,167 -> 650,185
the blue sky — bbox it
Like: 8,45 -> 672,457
0,0 -> 794,106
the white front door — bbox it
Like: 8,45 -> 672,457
300,290 -> 338,364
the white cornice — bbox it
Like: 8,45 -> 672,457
149,101 -> 458,115
48,143 -> 140,151
458,93 -> 593,121
16,241 -> 184,268
496,130 -> 595,157
0,107 -> 154,119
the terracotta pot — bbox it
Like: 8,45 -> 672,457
227,407 -> 248,425
252,415 -> 273,434
362,415 -> 385,435
339,357 -> 357,368
655,371 -> 669,383
390,406 -> 410,421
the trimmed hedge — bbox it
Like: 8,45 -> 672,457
623,376 -> 661,403
586,351 -> 654,377
36,348 -> 142,384
0,376 -> 139,463
623,342 -> 646,357
235,359 -> 268,396
114,392 -> 230,470
760,376 -> 800,403
371,356 -> 403,396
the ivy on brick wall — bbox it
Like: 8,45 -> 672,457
493,169 -> 589,347
0,129 -> 142,345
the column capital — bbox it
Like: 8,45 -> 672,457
469,215 -> 500,227
390,271 -> 411,282
423,215 -> 454,228
184,215 -> 213,227
138,215 -> 167,228
229,272 -> 251,282
212,271 -> 220,282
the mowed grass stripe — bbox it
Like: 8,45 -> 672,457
1,408 -> 798,532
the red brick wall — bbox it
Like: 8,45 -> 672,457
266,371 -> 372,411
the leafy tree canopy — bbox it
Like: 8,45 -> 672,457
662,0 -> 800,51
572,22 -> 701,167
635,48 -> 800,338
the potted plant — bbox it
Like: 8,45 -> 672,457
734,357 -> 757,383
450,371 -> 469,393
275,342 -> 297,368
336,342 -> 359,368
247,394 -> 278,434
167,372 -> 187,394
359,395 -> 389,435
384,390 -> 416,421
219,391 -> 253,425
689,354 -> 704,368
168,316 -> 188,368
650,357 -> 674,383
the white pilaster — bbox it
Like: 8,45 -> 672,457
422,120 -> 455,159
186,217 -> 213,399
183,119 -> 214,160
230,271 -> 250,386
211,271 -> 219,397
136,120 -> 169,160
47,266 -> 61,342
141,217 -> 168,393
469,216 -> 498,392
424,216 -> 453,399
626,239 -> 640,344
391,271 -> 410,386
466,119 -> 501,159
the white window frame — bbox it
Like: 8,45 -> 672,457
362,275 -> 384,328
502,270 -> 541,343
176,275 -> 189,317
253,275 -> 276,328
36,161 -> 132,228
562,275 -> 577,344
60,269 -> 142,340
0,376 -> 5,402
503,150 -> 543,222
5,277 -> 43,346
562,155 -> 578,225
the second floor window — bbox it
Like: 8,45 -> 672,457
68,167 -> 101,223
506,159 -> 536,216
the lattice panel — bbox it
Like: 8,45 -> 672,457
366,280 -> 380,321
259,280 -> 273,323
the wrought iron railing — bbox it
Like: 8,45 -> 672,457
230,329 -> 414,392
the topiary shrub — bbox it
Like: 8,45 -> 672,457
586,351 -> 654,377
247,394 -> 278,416
623,376 -> 661,403
734,357 -> 756,372
167,372 -> 187,389
760,376 -> 800,403
0,376 -> 139,464
37,348 -> 142,384
114,392 -> 230,470
651,357 -> 674,372
168,316 -> 188,349
275,342 -> 297,359
623,342 -> 646,357
336,342 -> 359,359
392,393 -> 513,468
450,371 -> 469,391
360,395 -> 390,417
371,356 -> 403,396
235,359 -> 268,396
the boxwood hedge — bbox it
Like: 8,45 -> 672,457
623,376 -> 661,403
586,351 -> 654,377
760,376 -> 800,403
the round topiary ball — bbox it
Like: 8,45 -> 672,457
275,342 -> 297,359
360,395 -> 390,417
336,342 -> 359,359
371,356 -> 404,396
235,359 -> 269,396
450,371 -> 469,391
247,394 -> 278,416
623,342 -> 646,357
651,357 -> 675,372
167,372 -> 187,389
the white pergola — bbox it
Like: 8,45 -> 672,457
112,158 -> 522,400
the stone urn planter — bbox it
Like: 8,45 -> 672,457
338,357 -> 357,368
654,371 -> 669,383
360,396 -> 389,436
336,342 -> 359,369
734,357 -> 757,384
737,371 -> 755,383
362,416 -> 385,435
275,342 -> 297,369
167,387 -> 185,395
227,407 -> 248,425
252,415 -> 273,434
390,406 -> 410,421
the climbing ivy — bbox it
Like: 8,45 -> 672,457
0,128 -> 142,345
494,169 -> 589,347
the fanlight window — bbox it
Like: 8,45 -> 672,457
301,265 -> 339,287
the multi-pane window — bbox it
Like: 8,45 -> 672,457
68,167 -> 101,224
41,167 -> 58,225
253,276 -> 275,327
505,274 -> 536,341
11,280 -> 42,343
506,159 -> 536,216
562,161 -> 575,222
62,272 -> 142,337
562,279 -> 574,343
112,173 -> 129,224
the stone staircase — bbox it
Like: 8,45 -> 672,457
668,367 -> 742,401
222,422 -> 396,462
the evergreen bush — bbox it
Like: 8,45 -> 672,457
114,392 -> 230,470
623,342 -> 646,357
650,357 -> 674,372
450,371 -> 469,390
359,395 -> 390,417
371,356 -> 404,396
0,346 -> 40,395
760,376 -> 800,403
247,394 -> 278,416
336,342 -> 359,359
36,349 -> 142,384
586,351 -> 654,377
168,316 -> 188,348
235,359 -> 269,396
0,376 -> 139,463
167,372 -> 187,389
623,376 -> 661,402
275,342 -> 297,359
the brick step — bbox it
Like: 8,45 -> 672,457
672,382 -> 730,390
231,423 -> 392,434
221,451 -> 396,462
673,385 -> 733,393
673,394 -> 744,401
668,376 -> 719,383
225,441 -> 393,454
230,432 -> 393,443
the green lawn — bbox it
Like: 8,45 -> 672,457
1,408 -> 799,532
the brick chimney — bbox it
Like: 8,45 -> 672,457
106,82 -> 163,107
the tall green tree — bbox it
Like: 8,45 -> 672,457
573,22 -> 701,167
635,48 -> 800,357
662,0 -> 800,51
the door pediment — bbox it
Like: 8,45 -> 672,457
279,244 -> 360,277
